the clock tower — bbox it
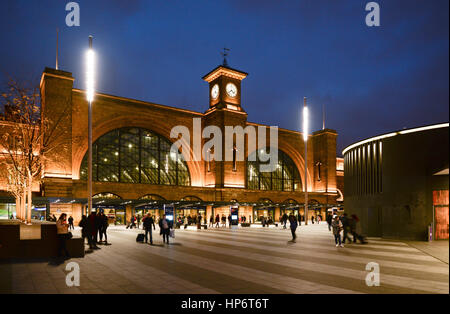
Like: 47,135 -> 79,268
202,64 -> 248,112
201,58 -> 249,189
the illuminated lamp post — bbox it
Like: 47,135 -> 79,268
303,97 -> 309,225
86,36 -> 95,215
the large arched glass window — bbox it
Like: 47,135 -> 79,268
247,149 -> 301,192
80,127 -> 190,186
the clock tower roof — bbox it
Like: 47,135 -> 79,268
202,65 -> 248,83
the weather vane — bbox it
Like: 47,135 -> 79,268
221,47 -> 230,67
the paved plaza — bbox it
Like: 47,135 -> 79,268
0,223 -> 448,294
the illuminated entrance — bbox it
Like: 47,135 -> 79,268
96,205 -> 126,225
93,193 -> 125,225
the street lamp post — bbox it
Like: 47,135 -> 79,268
86,36 -> 95,214
303,97 -> 309,226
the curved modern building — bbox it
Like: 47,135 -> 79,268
343,123 -> 449,241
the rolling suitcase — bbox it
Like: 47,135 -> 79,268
136,233 -> 145,242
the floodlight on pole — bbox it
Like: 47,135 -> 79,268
86,37 -> 95,102
303,97 -> 308,225
86,35 -> 95,215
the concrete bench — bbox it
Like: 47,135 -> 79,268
0,221 -> 85,259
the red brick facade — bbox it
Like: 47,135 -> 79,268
1,66 -> 343,224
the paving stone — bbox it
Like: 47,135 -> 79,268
1,224 -> 448,294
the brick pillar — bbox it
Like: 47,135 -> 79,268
275,207 -> 281,222
206,205 -> 213,223
126,205 -> 132,223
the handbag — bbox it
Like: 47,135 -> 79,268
66,232 -> 73,239
170,229 -> 175,238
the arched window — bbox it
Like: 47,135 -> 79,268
247,149 -> 301,191
139,194 -> 166,201
80,127 -> 190,186
181,196 -> 203,202
93,192 -> 122,199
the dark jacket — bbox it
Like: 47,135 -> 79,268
326,214 -> 332,224
289,216 -> 298,230
88,213 -> 97,235
79,217 -> 90,237
143,216 -> 155,229
100,214 -> 108,230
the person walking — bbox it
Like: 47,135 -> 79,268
159,214 -> 171,244
137,214 -> 141,229
227,214 -> 231,228
341,213 -> 351,244
68,216 -> 74,230
282,213 -> 288,229
198,214 -> 202,229
56,213 -> 70,259
99,212 -> 109,244
349,214 -> 367,244
332,215 -> 344,247
311,215 -> 315,224
221,214 -> 226,227
143,213 -> 156,245
288,214 -> 298,242
215,214 -> 220,228
209,215 -> 213,228
326,213 -> 333,231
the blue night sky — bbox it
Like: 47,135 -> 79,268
1,0 -> 448,154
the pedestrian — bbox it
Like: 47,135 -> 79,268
215,214 -> 220,228
56,213 -> 70,259
126,215 -> 135,229
282,213 -> 288,229
143,213 -> 156,245
297,214 -> 301,226
332,215 -> 344,247
341,213 -> 351,244
326,213 -> 332,231
311,215 -> 315,224
227,214 -> 231,228
67,216 -> 74,230
78,214 -> 93,249
99,211 -> 109,244
288,214 -> 298,242
88,210 -> 100,249
137,214 -> 141,229
349,214 -> 367,244
158,214 -> 171,244
221,214 -> 226,227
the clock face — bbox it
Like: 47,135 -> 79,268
226,83 -> 238,98
211,84 -> 219,99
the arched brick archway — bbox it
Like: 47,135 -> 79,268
277,141 -> 313,192
72,115 -> 202,186
244,142 -> 312,191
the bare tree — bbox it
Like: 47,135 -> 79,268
0,79 -> 71,224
